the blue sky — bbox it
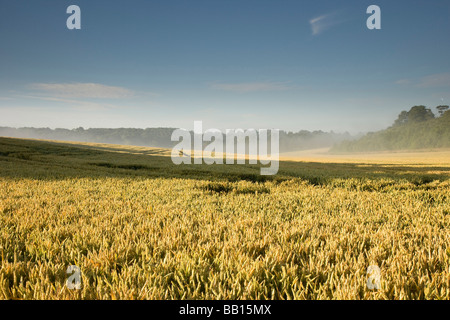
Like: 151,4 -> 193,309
1,0 -> 449,133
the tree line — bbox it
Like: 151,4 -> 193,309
0,126 -> 353,153
331,105 -> 450,152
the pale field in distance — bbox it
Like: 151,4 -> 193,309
281,148 -> 450,165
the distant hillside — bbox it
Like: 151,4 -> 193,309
0,126 -> 354,153
331,105 -> 450,152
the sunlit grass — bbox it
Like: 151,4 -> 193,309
0,137 -> 449,299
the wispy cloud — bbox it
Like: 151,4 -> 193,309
309,12 -> 343,36
417,73 -> 450,88
30,82 -> 134,99
211,82 -> 292,93
19,95 -> 122,111
395,73 -> 450,88
394,79 -> 411,85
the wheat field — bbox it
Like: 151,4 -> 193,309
0,137 -> 449,300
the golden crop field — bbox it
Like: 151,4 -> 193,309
0,137 -> 449,300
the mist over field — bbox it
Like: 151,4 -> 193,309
1,104 -> 448,154
0,126 -> 355,153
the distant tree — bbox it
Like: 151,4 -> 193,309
394,106 -> 435,126
436,105 -> 449,117
394,111 -> 409,126
407,106 -> 435,123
